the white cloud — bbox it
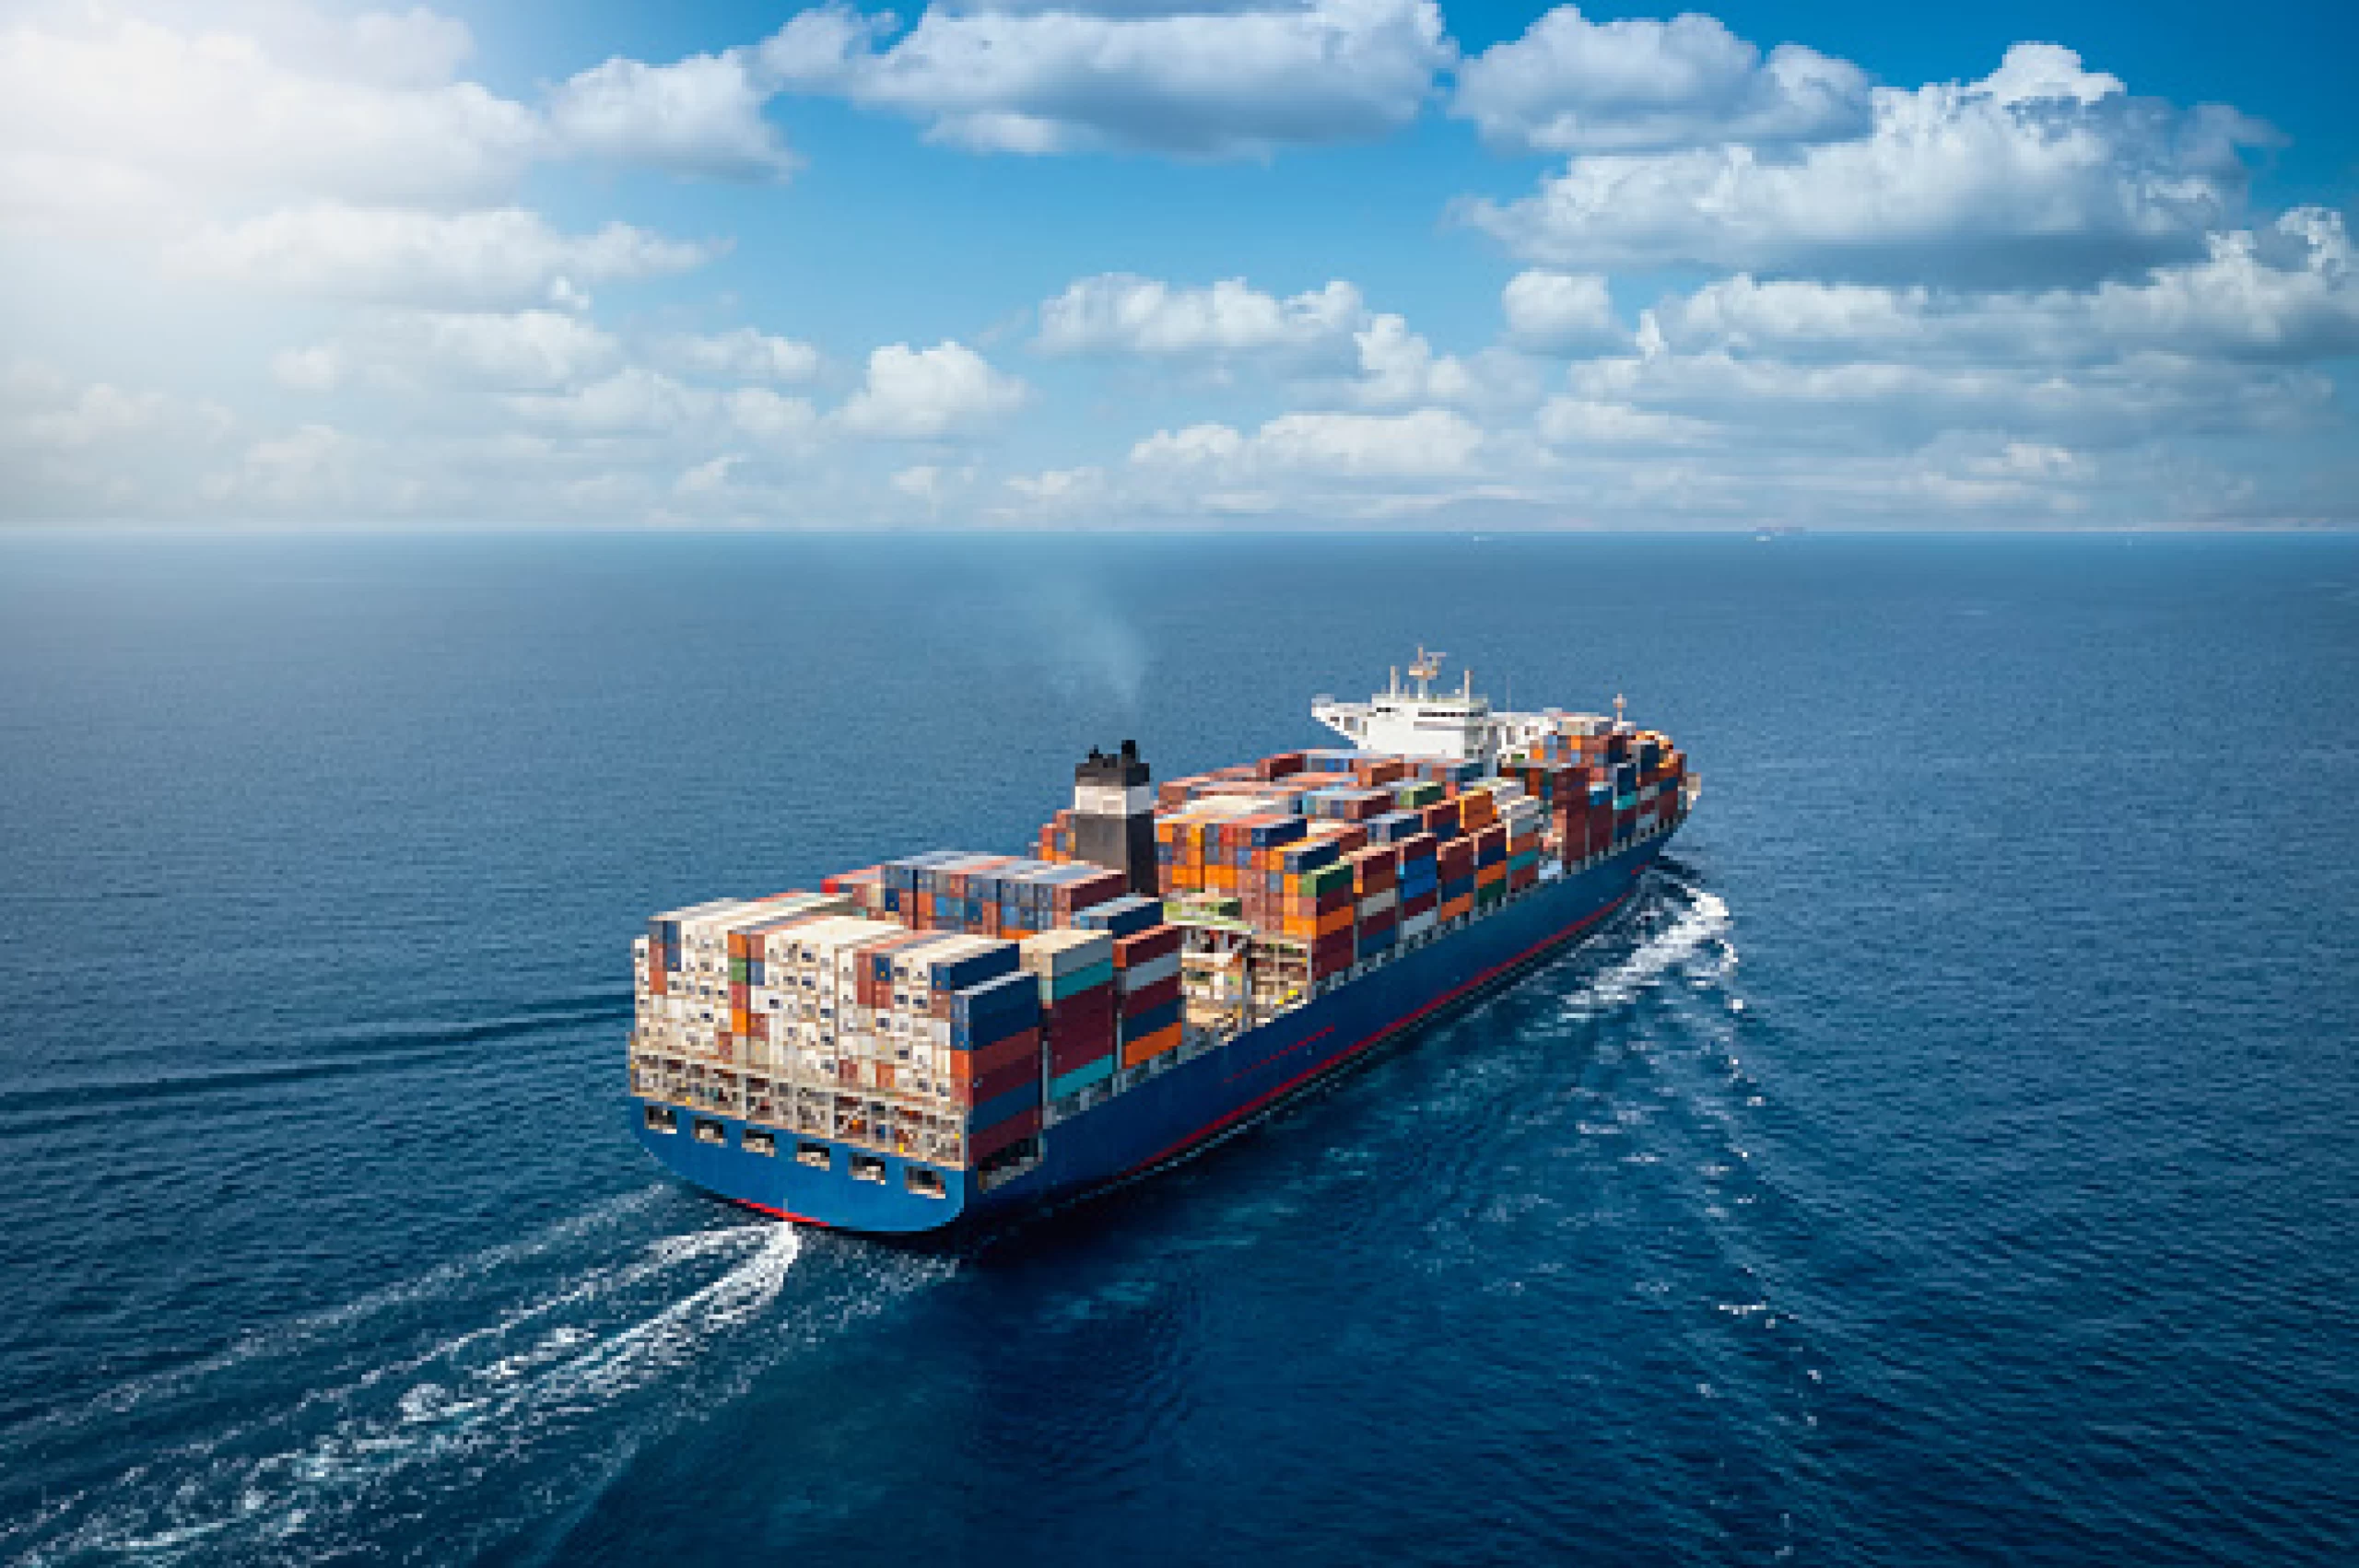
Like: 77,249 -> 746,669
1036,272 -> 1531,408
170,205 -> 720,306
1566,343 -> 2330,452
1458,43 -> 2271,286
1133,407 -> 1485,477
277,310 -> 623,392
838,342 -> 1027,439
1038,275 -> 1362,359
550,46 -> 799,181
760,0 -> 1453,158
1649,209 -> 2359,364
210,422 -> 362,509
1452,7 -> 1870,154
726,386 -> 822,448
676,452 -> 746,497
1351,314 -> 1477,406
1535,396 -> 1714,445
507,368 -> 714,434
1501,269 -> 1625,353
0,10 -> 544,227
660,327 -> 822,382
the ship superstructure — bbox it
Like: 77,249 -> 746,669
627,656 -> 1694,1235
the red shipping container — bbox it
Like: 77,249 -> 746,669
1401,889 -> 1438,919
1050,1028 -> 1116,1073
1114,925 -> 1182,967
1052,871 -> 1127,912
965,1055 -> 1039,1106
1121,974 -> 1181,1017
1046,985 -> 1117,1035
969,1106 -> 1043,1162
951,1028 -> 1040,1085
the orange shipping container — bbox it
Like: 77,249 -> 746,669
1120,1023 -> 1182,1068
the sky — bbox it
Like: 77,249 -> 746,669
1,0 -> 2353,530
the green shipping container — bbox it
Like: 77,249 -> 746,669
1303,863 -> 1355,897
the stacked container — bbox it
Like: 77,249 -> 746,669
947,965 -> 1045,1164
1024,929 -> 1118,1102
1114,922 -> 1184,1066
1348,842 -> 1400,962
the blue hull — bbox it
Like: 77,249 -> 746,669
630,829 -> 1673,1236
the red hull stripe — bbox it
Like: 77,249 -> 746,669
734,1198 -> 832,1228
1123,888 -> 1633,1176
1226,1024 -> 1335,1084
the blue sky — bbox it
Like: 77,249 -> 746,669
2,0 -> 2353,528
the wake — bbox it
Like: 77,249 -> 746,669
3,1201 -> 948,1567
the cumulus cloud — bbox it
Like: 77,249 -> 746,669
838,342 -> 1028,439
276,310 -> 623,392
759,0 -> 1453,158
1458,43 -> 2272,287
205,423 -> 366,510
1035,272 -> 1532,408
726,386 -> 823,448
1452,7 -> 1871,154
0,8 -> 543,228
1133,407 -> 1485,478
1535,396 -> 1714,445
1501,269 -> 1626,353
170,205 -> 720,306
1038,275 -> 1363,359
506,368 -> 715,434
0,5 -> 824,236
1648,208 -> 2359,365
659,328 -> 823,382
549,46 -> 799,181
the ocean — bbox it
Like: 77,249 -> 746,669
0,532 -> 2353,1566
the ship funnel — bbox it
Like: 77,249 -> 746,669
1073,739 -> 1158,897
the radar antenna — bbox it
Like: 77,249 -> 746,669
1614,692 -> 1627,728
1408,646 -> 1446,698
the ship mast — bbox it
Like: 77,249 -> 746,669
1408,646 -> 1445,699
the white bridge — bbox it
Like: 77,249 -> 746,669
1311,648 -> 1615,766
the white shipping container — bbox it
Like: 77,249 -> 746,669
1357,887 -> 1399,917
1118,950 -> 1180,991
1021,928 -> 1114,977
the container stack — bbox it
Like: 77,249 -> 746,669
639,894 -> 854,1064
1349,843 -> 1399,963
880,853 -> 1128,937
1023,929 -> 1118,1102
1438,835 -> 1475,920
947,964 -> 1046,1164
1398,831 -> 1440,939
1114,922 -> 1184,1066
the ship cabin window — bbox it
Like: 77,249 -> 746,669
906,1166 -> 947,1199
851,1155 -> 887,1185
693,1118 -> 726,1145
796,1141 -> 832,1169
643,1105 -> 677,1133
743,1129 -> 777,1157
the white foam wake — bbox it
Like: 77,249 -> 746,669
9,1218 -> 814,1567
1559,887 -> 1734,1020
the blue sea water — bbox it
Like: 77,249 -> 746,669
0,532 -> 2353,1566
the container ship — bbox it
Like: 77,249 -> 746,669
628,652 -> 1695,1235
